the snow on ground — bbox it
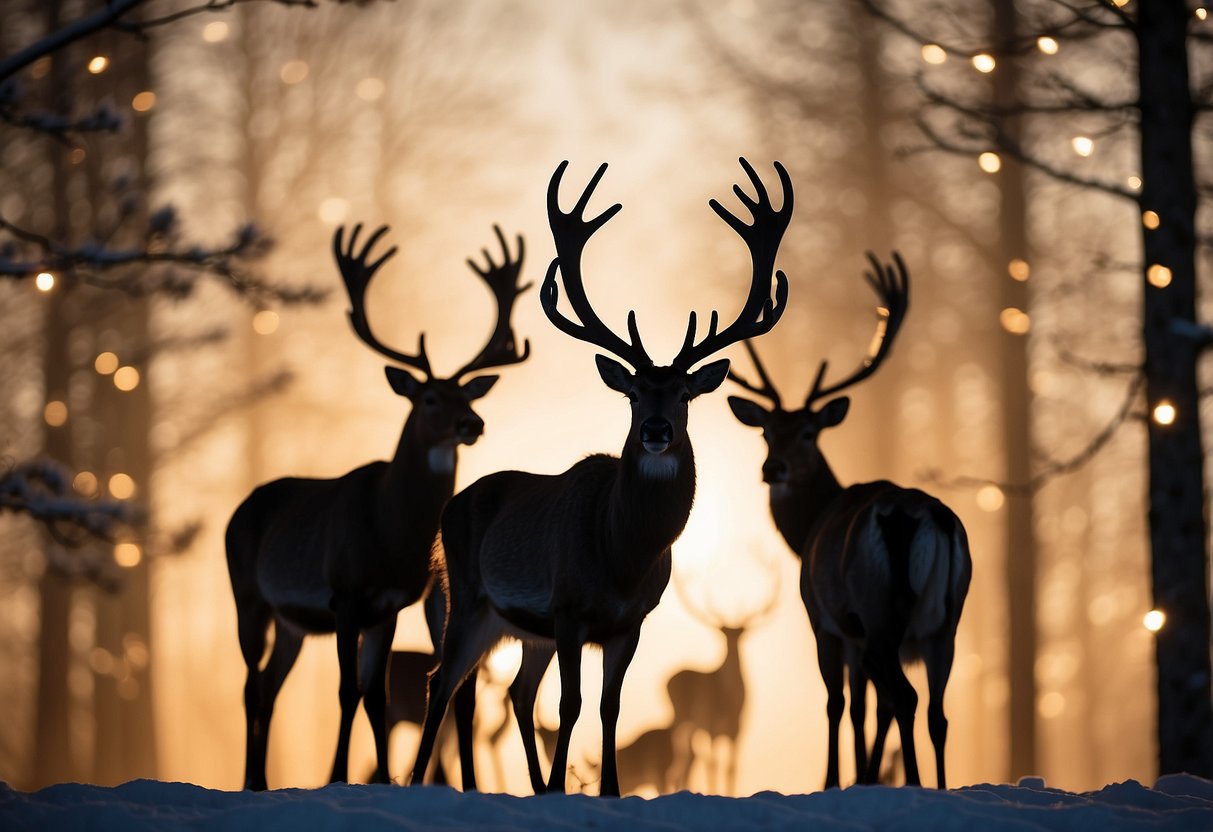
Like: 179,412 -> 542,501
3,776 -> 1213,831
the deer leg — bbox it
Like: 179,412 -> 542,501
454,666 -> 479,791
724,737 -> 738,797
359,617 -> 397,784
329,605 -> 362,783
598,626 -> 641,797
846,654 -> 869,784
251,618 -> 304,789
923,635 -> 955,789
236,601 -> 272,791
866,690 -> 894,784
410,605 -> 496,785
862,639 -> 920,786
510,642 -> 556,794
815,631 -> 846,789
546,626 -> 584,794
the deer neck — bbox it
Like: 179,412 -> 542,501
611,439 -> 696,564
770,456 -> 844,557
379,415 -> 457,546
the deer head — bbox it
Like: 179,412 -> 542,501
727,252 -> 909,486
543,159 -> 793,472
334,223 -> 531,450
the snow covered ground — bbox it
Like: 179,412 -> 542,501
3,776 -> 1213,831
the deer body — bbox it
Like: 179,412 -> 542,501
411,159 -> 793,796
728,254 -> 971,789
227,225 -> 529,791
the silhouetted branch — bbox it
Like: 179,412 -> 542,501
1052,336 -> 1142,375
0,459 -> 144,546
1172,318 -> 1213,348
0,215 -> 326,305
921,371 -> 1145,495
0,90 -> 123,145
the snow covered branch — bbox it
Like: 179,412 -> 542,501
0,459 -> 143,547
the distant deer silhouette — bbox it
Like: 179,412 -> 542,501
727,253 -> 972,788
665,560 -> 779,795
410,158 -> 794,796
226,224 -> 530,790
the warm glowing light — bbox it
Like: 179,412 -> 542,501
113,366 -> 141,391
70,148 -> 86,165
1038,691 -> 1065,719
1071,136 -> 1094,157
1036,36 -> 1059,55
1143,609 -> 1166,631
1147,264 -> 1172,288
1152,400 -> 1176,426
921,44 -> 947,64
972,53 -> 996,73
999,307 -> 1031,335
73,471 -> 98,496
318,197 -> 350,224
114,543 -> 142,568
280,60 -> 309,85
109,473 -> 136,500
1127,175 -> 1142,190
1142,210 -> 1160,230
202,21 -> 229,42
35,271 -> 55,292
253,310 -> 280,335
95,351 -> 119,374
356,77 -> 385,101
1198,8 -> 1209,21
1008,259 -> 1030,282
87,55 -> 109,74
978,152 -> 1001,173
976,484 -> 1005,512
1111,0 -> 1128,7
44,400 -> 68,427
131,91 -> 156,112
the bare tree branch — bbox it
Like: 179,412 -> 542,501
0,459 -> 143,546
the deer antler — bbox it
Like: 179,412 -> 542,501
542,161 -> 652,369
453,224 -> 533,380
805,251 -> 909,408
334,224 -> 433,378
727,340 -> 784,409
670,158 -> 793,370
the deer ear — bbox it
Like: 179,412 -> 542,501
385,366 -> 423,399
595,355 -> 634,394
687,359 -> 730,398
728,396 -> 770,428
461,375 -> 499,401
818,396 -> 850,428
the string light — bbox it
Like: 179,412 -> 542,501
109,473 -> 136,500
1127,175 -> 1142,190
1142,210 -> 1160,230
87,56 -> 109,74
1071,136 -> 1094,157
1143,609 -> 1166,632
73,471 -> 98,496
978,152 -> 1002,173
1036,37 -> 1059,55
1008,259 -> 1031,282
114,543 -> 143,568
253,310 -> 280,335
95,351 -> 119,374
35,271 -> 55,292
999,307 -> 1031,335
976,484 -> 1005,512
131,91 -> 156,112
1198,8 -> 1208,21
972,53 -> 996,73
921,44 -> 947,64
114,366 -> 141,391
1152,400 -> 1176,426
44,400 -> 68,427
1147,264 -> 1172,288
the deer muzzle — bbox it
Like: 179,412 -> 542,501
640,418 -> 674,454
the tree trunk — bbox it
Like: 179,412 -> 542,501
1136,0 -> 1213,778
993,0 -> 1037,782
